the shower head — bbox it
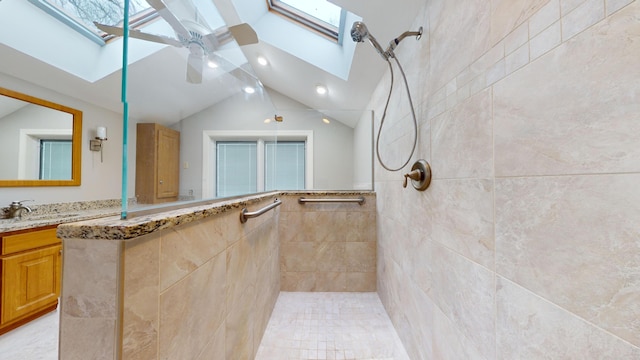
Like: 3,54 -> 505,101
352,21 -> 424,61
351,21 -> 388,60
350,21 -> 369,42
351,22 -> 423,172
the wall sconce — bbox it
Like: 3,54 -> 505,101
90,126 -> 107,162
264,115 -> 283,124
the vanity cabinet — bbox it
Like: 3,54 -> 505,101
136,123 -> 180,204
0,226 -> 61,335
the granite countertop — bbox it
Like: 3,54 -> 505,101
0,205 -> 122,234
0,200 -> 120,233
2,191 -> 374,240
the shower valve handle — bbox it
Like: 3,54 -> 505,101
403,170 -> 422,188
402,160 -> 432,191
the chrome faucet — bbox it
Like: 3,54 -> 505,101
4,200 -> 33,219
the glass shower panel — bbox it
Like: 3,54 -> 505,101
265,141 -> 306,191
270,108 -> 374,191
119,0 -> 373,218
120,0 -> 277,217
216,141 -> 258,197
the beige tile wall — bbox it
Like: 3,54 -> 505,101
59,193 -> 378,359
372,0 -> 640,359
279,194 -> 377,292
122,198 -> 280,360
59,196 -> 280,360
59,239 -> 121,360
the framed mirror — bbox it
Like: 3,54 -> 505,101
0,87 -> 82,187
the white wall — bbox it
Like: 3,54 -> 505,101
0,73 -> 365,208
0,104 -> 71,179
0,73 -> 129,206
177,88 -> 355,199
268,90 -> 355,191
352,110 -> 373,190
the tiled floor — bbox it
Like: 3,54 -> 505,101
256,292 -> 410,360
0,293 -> 407,360
0,307 -> 59,360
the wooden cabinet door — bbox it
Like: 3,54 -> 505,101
156,127 -> 180,199
1,245 -> 61,324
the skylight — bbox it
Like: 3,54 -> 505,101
30,0 -> 154,43
268,0 -> 345,42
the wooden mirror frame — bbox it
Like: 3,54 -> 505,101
0,87 -> 82,187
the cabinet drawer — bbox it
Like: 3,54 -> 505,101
1,228 -> 60,256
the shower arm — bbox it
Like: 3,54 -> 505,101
386,27 -> 423,55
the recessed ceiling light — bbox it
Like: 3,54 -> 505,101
257,56 -> 268,66
322,118 -> 331,124
207,60 -> 219,68
315,85 -> 327,95
244,86 -> 256,94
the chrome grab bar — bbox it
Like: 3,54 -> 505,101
240,199 -> 282,223
298,197 -> 365,205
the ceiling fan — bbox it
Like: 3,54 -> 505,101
95,0 -> 259,84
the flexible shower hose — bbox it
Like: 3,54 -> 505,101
376,53 -> 418,172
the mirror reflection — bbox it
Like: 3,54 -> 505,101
0,87 -> 82,186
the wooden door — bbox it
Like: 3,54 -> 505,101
156,127 -> 180,199
1,245 -> 61,324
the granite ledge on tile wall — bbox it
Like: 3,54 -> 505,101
283,191 -> 374,196
57,191 -> 375,241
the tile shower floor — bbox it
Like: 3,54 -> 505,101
256,292 -> 410,360
0,293 -> 408,360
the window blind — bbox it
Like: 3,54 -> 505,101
216,142 -> 257,197
265,141 -> 305,191
39,140 -> 72,180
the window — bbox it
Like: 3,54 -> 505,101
39,140 -> 72,180
18,129 -> 73,180
205,131 -> 313,199
30,0 -> 154,43
265,141 -> 305,191
216,142 -> 258,198
268,0 -> 346,41
215,140 -> 306,197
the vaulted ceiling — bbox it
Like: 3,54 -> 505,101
0,0 -> 422,127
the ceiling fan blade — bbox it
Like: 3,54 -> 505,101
129,29 -> 183,47
186,52 -> 204,84
94,22 -> 125,36
202,31 -> 221,51
94,22 -> 183,47
145,0 -> 191,40
202,23 -> 258,51
228,23 -> 258,46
